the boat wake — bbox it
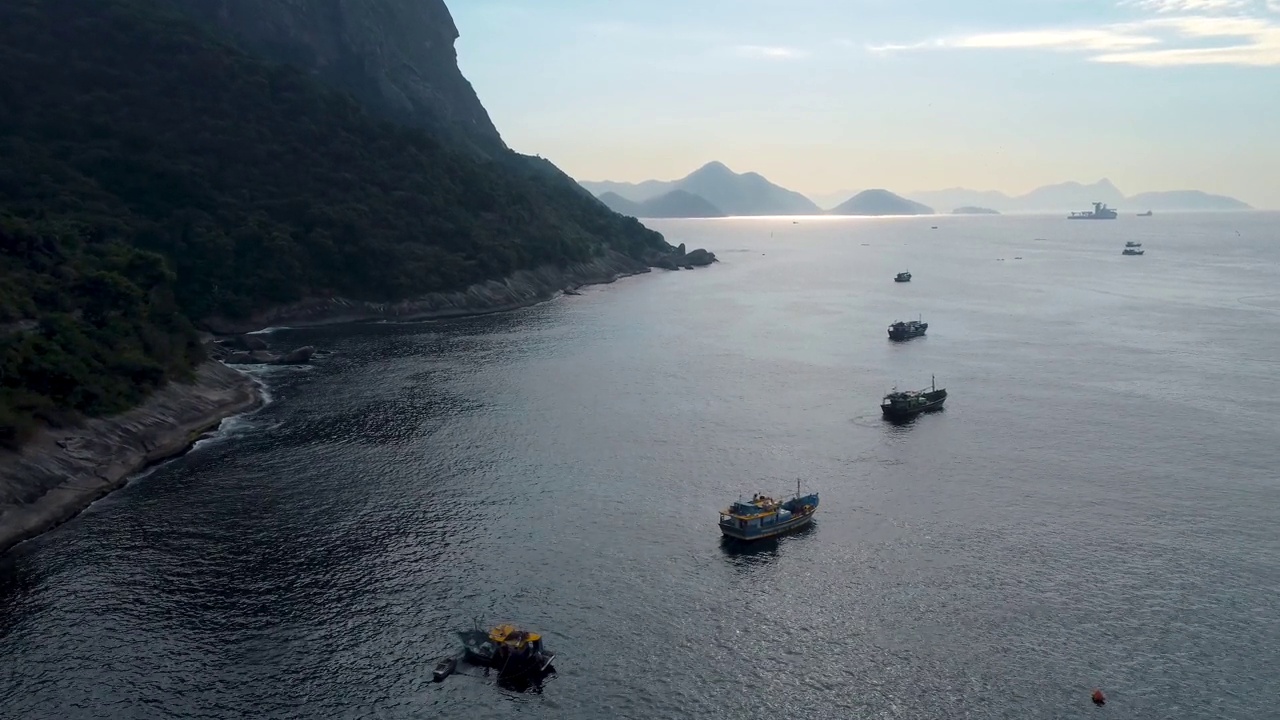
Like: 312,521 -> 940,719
1238,294 -> 1280,312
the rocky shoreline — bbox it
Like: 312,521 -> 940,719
0,246 -> 715,555
202,247 -> 715,335
0,361 -> 263,555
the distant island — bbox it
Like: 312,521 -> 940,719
581,161 -> 820,216
828,189 -> 933,216
586,169 -> 1253,219
909,179 -> 1252,213
598,189 -> 725,219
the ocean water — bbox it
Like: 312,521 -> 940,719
3,213 -> 1280,719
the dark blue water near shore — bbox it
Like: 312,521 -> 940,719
4,213 -> 1280,718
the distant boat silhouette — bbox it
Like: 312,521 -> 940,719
1068,202 -> 1118,220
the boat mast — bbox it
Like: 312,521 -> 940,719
931,374 -> 935,391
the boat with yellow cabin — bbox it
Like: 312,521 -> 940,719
457,621 -> 555,678
719,481 -> 819,541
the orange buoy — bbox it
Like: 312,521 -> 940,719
1091,689 -> 1106,706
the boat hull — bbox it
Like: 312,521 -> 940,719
888,328 -> 926,340
881,393 -> 946,420
457,628 -> 554,678
719,510 -> 815,541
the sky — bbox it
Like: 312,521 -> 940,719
450,0 -> 1280,208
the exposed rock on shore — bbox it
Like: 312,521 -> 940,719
648,243 -> 717,271
202,248 -> 715,334
0,245 -> 715,555
0,362 -> 261,554
213,342 -> 317,366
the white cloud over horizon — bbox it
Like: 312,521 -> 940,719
450,0 -> 1280,209
733,44 -> 809,59
871,0 -> 1280,66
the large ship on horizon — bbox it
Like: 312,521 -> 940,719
1068,202 -> 1118,220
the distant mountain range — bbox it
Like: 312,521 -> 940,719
582,164 -> 1252,218
582,161 -> 819,216
597,189 -> 724,218
908,179 -> 1251,214
829,189 -> 933,216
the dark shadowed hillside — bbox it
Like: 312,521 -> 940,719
0,0 -> 677,445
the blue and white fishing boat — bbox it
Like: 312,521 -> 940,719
719,481 -> 819,541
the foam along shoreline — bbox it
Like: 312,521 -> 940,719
0,249 -> 716,555
0,361 -> 263,555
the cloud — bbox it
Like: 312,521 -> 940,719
866,39 -> 946,53
1095,16 -> 1280,63
870,2 -> 1280,66
1122,0 -> 1251,12
733,45 -> 809,59
951,28 -> 1160,51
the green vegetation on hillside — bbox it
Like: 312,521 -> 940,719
0,217 -> 202,447
0,0 -> 667,445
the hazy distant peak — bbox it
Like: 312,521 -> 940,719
908,178 -> 1247,212
692,160 -> 734,175
582,161 -> 819,216
829,189 -> 933,216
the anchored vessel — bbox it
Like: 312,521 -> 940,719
1125,241 -> 1142,247
894,271 -> 912,283
457,622 -> 556,679
888,317 -> 928,340
719,481 -> 819,541
881,375 -> 947,420
1068,202 -> 1118,220
1122,247 -> 1145,255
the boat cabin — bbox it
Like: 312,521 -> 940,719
721,495 -> 794,531
489,624 -> 544,656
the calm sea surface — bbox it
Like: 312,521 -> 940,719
3,213 -> 1280,719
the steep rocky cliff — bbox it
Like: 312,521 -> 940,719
0,0 -> 715,553
172,0 -> 506,155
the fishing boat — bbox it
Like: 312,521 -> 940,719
888,316 -> 927,340
881,375 -> 947,420
1125,241 -> 1142,247
1122,247 -> 1145,255
719,480 -> 819,541
1137,210 -> 1152,217
457,622 -> 555,679
894,270 -> 912,283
